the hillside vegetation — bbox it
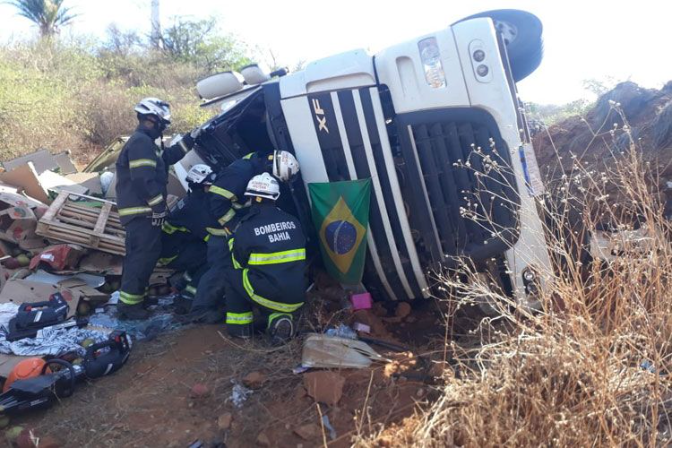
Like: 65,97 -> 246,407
0,27 -> 255,163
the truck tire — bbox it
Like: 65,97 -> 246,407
453,9 -> 544,82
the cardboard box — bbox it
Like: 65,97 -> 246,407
0,205 -> 39,244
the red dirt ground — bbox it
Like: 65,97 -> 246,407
4,297 -> 462,447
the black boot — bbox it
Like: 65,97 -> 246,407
267,314 -> 294,346
118,302 -> 151,320
173,295 -> 193,315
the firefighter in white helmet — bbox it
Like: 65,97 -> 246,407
116,97 -> 202,320
189,151 -> 300,324
223,173 -> 307,344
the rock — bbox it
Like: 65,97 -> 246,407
217,413 -> 233,431
16,428 -> 36,447
242,371 -> 266,389
293,423 -> 322,441
189,383 -> 210,398
303,371 -> 345,406
256,431 -> 271,447
395,302 -> 412,319
37,436 -> 62,448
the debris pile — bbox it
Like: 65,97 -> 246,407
0,146 -> 183,429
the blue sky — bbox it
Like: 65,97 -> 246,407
0,0 -> 670,105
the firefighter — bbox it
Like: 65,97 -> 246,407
189,150 -> 300,323
159,164 -> 217,313
225,173 -> 307,344
116,97 -> 200,320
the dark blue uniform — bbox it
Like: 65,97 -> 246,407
115,126 -> 192,306
225,202 -> 307,337
190,153 -> 270,317
159,188 -> 214,299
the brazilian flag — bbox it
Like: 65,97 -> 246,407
309,179 -> 371,285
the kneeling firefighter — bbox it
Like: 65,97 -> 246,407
189,150 -> 300,323
159,164 -> 217,311
116,97 -> 200,320
225,173 -> 307,344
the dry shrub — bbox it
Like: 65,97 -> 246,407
356,104 -> 672,447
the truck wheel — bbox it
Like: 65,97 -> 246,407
453,9 -> 544,82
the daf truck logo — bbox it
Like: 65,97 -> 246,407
312,98 -> 329,133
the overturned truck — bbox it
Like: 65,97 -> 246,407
190,9 -> 552,308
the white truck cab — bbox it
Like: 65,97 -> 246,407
193,10 -> 552,308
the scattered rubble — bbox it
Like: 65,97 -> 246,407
293,423 -> 322,441
303,371 -> 345,405
242,371 -> 265,389
190,383 -> 210,399
395,302 -> 412,319
217,412 -> 233,431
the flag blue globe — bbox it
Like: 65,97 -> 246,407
324,220 -> 358,255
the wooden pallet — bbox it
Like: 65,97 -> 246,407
36,190 -> 126,255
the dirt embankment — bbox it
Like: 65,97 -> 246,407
533,81 -> 672,187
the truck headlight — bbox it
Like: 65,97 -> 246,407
418,37 -> 446,88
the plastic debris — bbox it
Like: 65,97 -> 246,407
88,303 -> 183,340
322,414 -> 337,440
350,292 -> 372,310
325,324 -> 357,340
229,381 -> 253,408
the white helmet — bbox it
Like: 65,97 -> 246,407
185,164 -> 213,185
272,150 -> 300,182
245,173 -> 280,201
134,97 -> 171,124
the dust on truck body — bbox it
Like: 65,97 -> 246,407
194,10 -> 552,307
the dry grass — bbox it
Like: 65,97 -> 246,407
355,104 -> 672,447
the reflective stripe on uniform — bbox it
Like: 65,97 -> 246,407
226,311 -> 253,325
229,238 -> 242,269
267,312 -> 292,328
129,158 -> 157,169
248,249 -> 306,266
158,255 -> 177,266
218,208 -> 236,226
147,194 -> 163,206
242,268 -> 303,313
209,185 -> 237,201
120,291 -> 144,305
232,199 -> 251,210
119,206 -> 152,216
184,285 -> 197,295
162,222 -> 189,234
206,227 -> 231,236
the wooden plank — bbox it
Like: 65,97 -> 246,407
91,203 -> 112,247
37,190 -> 126,255
41,191 -> 69,222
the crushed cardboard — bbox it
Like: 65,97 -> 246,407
38,170 -> 89,196
64,173 -> 102,196
0,162 -> 50,204
2,149 -> 56,174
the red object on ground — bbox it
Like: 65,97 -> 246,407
3,358 -> 49,393
29,245 -> 83,271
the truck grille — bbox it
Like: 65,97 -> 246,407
397,110 -> 520,266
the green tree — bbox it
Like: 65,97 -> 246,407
5,0 -> 77,38
161,16 -> 253,71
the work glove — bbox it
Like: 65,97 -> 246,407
151,204 -> 167,227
